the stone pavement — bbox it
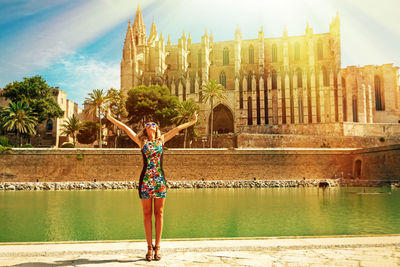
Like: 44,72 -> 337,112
0,235 -> 399,266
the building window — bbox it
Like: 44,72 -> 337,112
352,95 -> 358,122
317,39 -> 323,60
247,73 -> 252,92
295,42 -> 300,61
247,96 -> 253,125
272,44 -> 277,62
219,72 -> 226,88
46,119 -> 53,132
198,49 -> 202,68
223,47 -> 229,65
374,75 -> 384,110
297,68 -> 303,88
298,99 -> 304,123
249,45 -> 254,64
272,70 -> 277,89
322,66 -> 329,86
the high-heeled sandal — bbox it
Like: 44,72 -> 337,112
145,245 -> 153,261
153,245 -> 162,261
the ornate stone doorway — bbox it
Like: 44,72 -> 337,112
208,104 -> 234,134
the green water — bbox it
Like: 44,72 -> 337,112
1,188 -> 400,242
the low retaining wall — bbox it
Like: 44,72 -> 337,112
0,148 -> 355,182
0,145 -> 399,185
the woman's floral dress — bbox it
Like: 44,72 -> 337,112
139,139 -> 167,199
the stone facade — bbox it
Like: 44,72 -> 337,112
0,87 -> 82,147
121,6 -> 400,136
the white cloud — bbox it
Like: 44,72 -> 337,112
0,0 -> 156,86
47,54 -> 120,106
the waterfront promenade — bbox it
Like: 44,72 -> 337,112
1,235 -> 399,266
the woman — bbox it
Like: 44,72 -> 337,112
106,108 -> 198,261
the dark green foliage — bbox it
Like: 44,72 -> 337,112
21,143 -> 33,148
61,142 -> 75,148
3,76 -> 64,124
0,136 -> 10,147
0,145 -> 13,154
76,121 -> 98,144
126,85 -> 178,128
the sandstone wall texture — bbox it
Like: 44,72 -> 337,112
0,145 -> 398,183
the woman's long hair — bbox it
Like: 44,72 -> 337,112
138,124 -> 161,143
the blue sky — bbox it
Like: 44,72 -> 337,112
0,0 -> 399,107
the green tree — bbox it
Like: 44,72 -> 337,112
126,85 -> 178,128
3,76 -> 64,124
84,89 -> 110,148
76,121 -> 99,145
200,80 -> 226,148
1,101 -> 38,146
173,99 -> 200,148
105,88 -> 127,148
61,114 -> 82,147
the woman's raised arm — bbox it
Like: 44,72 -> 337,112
106,108 -> 141,147
161,112 -> 198,143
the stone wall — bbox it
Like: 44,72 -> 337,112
0,148 -> 354,182
237,133 -> 400,148
1,145 -> 399,184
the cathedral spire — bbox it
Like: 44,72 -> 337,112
134,3 -> 145,28
148,20 -> 158,44
123,20 -> 135,60
133,3 -> 146,46
283,25 -> 288,38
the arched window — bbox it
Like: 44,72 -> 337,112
354,160 -> 362,178
249,45 -> 254,64
135,35 -> 138,45
375,75 -> 384,110
322,66 -> 329,86
247,96 -> 253,125
198,49 -> 202,68
272,70 -> 277,89
295,42 -> 300,61
297,68 -> 303,88
219,71 -> 226,88
298,99 -> 304,123
352,95 -> 358,122
272,44 -> 277,62
317,39 -> 323,60
223,47 -> 229,65
46,119 -> 53,131
247,73 -> 252,92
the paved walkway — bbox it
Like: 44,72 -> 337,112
0,235 -> 399,266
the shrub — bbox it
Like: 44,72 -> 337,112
61,142 -> 75,148
0,145 -> 13,154
0,136 -> 10,147
22,143 -> 33,148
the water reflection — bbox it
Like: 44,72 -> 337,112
0,188 -> 399,242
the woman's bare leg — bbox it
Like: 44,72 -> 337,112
141,199 -> 153,247
154,198 -> 165,246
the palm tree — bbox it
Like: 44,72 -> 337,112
173,99 -> 199,148
106,88 -> 127,148
84,89 -> 110,148
61,114 -> 82,147
200,80 -> 226,148
1,101 -> 38,146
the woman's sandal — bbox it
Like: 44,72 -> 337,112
145,245 -> 154,261
153,245 -> 162,261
